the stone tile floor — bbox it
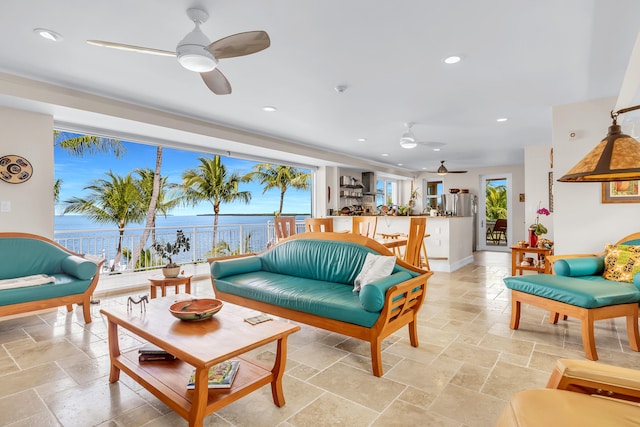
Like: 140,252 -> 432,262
1,251 -> 639,426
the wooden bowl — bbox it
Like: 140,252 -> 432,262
169,298 -> 223,321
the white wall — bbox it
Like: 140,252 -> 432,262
524,145 -> 554,239
0,107 -> 54,237
552,96 -> 640,253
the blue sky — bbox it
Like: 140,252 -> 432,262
54,133 -> 312,216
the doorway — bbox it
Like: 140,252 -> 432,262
478,173 -> 512,252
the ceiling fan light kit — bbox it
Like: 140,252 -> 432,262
399,122 -> 417,149
559,105 -> 640,182
437,161 -> 448,176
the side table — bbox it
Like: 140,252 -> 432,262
148,275 -> 192,299
510,246 -> 553,276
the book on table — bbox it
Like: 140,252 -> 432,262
138,343 -> 177,362
186,360 -> 240,389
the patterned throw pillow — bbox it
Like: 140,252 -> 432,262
602,244 -> 640,282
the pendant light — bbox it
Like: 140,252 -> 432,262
558,106 -> 640,182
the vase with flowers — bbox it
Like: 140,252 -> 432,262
529,203 -> 550,247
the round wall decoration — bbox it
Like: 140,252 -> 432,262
0,155 -> 33,184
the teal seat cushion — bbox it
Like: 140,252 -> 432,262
504,275 -> 640,308
0,274 -> 93,306
554,257 -> 604,277
214,272 -> 381,327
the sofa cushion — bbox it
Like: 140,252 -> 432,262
258,238 -> 415,284
353,253 -> 396,292
214,271 -> 382,327
211,256 -> 262,279
0,237 -> 69,280
504,274 -> 640,308
0,274 -> 94,306
602,244 -> 640,283
61,255 -> 97,280
554,257 -> 604,277
359,272 -> 412,312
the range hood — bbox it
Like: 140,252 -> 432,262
361,172 -> 375,195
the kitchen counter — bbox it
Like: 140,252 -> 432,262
331,215 -> 473,272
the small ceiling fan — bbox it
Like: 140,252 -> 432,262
87,8 -> 270,95
426,161 -> 468,175
399,123 -> 447,150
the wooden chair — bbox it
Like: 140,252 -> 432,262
304,217 -> 334,232
403,217 -> 427,268
352,216 -> 377,238
274,216 -> 297,240
491,218 -> 507,244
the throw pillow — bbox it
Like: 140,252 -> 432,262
602,244 -> 640,282
353,253 -> 396,292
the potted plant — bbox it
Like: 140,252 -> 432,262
528,203 -> 550,247
152,230 -> 191,278
408,188 -> 420,207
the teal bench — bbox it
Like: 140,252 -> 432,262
209,232 -> 433,377
0,232 -> 104,323
504,232 -> 640,360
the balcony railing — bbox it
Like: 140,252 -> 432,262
54,220 -> 306,274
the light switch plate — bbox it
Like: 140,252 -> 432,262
0,201 -> 10,212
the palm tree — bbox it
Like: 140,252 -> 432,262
181,156 -> 251,253
128,153 -> 182,270
54,179 -> 62,203
54,130 -> 125,158
63,171 -> 145,271
245,164 -> 310,215
486,185 -> 507,221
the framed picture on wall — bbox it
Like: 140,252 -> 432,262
601,181 -> 640,203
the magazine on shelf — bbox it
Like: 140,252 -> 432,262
186,360 -> 240,389
138,343 -> 177,362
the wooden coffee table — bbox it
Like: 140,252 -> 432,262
100,295 -> 300,427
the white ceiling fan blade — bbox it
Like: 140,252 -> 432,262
201,68 -> 232,95
87,40 -> 176,57
615,32 -> 640,111
208,31 -> 270,59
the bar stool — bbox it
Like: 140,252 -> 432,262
352,216 -> 377,238
304,217 -> 334,232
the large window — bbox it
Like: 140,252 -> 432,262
423,179 -> 443,211
376,178 -> 397,207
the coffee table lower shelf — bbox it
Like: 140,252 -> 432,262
115,350 -> 273,420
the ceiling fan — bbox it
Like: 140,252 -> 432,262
426,161 -> 468,175
86,8 -> 270,95
399,123 -> 447,150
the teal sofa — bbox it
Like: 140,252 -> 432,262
0,232 -> 103,323
209,232 -> 433,376
504,232 -> 640,361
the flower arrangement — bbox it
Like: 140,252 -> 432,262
530,203 -> 550,236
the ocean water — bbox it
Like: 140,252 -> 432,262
54,214 -> 309,231
53,214 -> 310,263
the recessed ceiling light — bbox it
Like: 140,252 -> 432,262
33,28 -> 63,42
433,148 -> 441,152
443,55 -> 461,64
496,117 -> 508,122
381,153 -> 389,157
357,138 -> 367,142
397,163 -> 403,166
262,106 -> 277,112
422,167 -> 427,170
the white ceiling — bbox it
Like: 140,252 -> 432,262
1,0 -> 640,174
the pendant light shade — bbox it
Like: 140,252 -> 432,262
559,107 -> 640,182
437,161 -> 448,176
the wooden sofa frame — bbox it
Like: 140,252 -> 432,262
512,232 -> 640,360
209,232 -> 433,377
0,232 -> 104,323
